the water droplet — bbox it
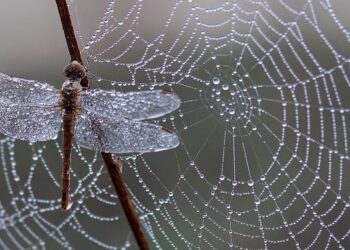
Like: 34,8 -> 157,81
222,84 -> 229,90
248,179 -> 254,186
212,77 -> 220,85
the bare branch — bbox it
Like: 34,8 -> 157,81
101,153 -> 150,250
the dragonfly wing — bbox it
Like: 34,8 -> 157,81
80,89 -> 180,120
0,73 -> 59,105
0,103 -> 61,142
75,111 -> 179,153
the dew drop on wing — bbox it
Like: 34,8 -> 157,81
79,89 -> 181,120
0,72 -> 61,141
0,103 -> 61,142
74,111 -> 179,153
0,73 -> 59,105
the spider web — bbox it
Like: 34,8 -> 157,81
1,0 -> 350,249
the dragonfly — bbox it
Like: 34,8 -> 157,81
0,61 -> 180,210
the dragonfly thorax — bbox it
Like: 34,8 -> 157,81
62,79 -> 82,92
60,80 -> 81,113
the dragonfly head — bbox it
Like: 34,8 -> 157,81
64,61 -> 86,79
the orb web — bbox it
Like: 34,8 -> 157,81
1,0 -> 350,249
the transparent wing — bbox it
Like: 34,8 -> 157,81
0,103 -> 61,142
80,89 -> 181,120
0,73 -> 59,105
75,111 -> 179,153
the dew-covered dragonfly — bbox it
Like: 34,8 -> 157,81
0,61 -> 180,210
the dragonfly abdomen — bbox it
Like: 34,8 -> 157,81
60,84 -> 80,210
61,111 -> 76,210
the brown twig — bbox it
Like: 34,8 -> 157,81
101,153 -> 150,250
54,0 -> 149,249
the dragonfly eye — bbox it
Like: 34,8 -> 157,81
64,61 -> 86,79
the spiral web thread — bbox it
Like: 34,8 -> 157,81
0,0 -> 350,249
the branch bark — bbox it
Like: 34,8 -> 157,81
55,1 -> 149,249
101,153 -> 150,250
